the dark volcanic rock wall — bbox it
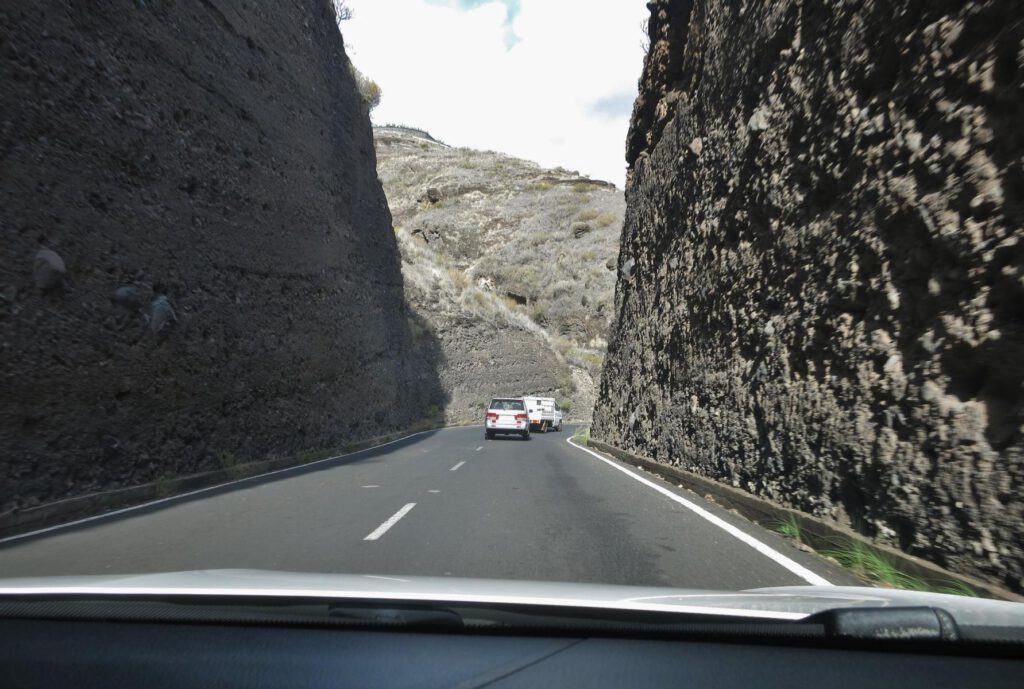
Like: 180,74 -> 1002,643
1,2 -> 443,513
595,0 -> 1023,591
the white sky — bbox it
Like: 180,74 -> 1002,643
340,0 -> 649,188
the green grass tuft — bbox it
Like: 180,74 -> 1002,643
154,473 -> 177,499
572,426 -> 590,444
933,579 -> 979,597
824,540 -> 976,596
773,513 -> 803,541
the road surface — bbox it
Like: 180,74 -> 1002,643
0,426 -> 858,589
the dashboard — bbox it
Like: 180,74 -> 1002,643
3,616 -> 1021,688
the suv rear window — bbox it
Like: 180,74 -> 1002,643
489,399 -> 525,411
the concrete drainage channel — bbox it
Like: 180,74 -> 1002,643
0,424 -> 465,544
582,438 -> 1022,603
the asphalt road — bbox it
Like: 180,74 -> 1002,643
0,426 -> 859,589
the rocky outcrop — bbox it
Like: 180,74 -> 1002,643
595,0 -> 1023,591
0,2 -> 444,513
375,127 -> 623,421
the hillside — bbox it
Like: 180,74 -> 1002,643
595,0 -> 1023,592
374,126 -> 624,422
0,1 -> 442,515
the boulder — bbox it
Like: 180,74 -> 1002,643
33,248 -> 66,290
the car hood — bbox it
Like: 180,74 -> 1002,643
0,569 -> 1022,626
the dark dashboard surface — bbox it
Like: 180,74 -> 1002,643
2,618 -> 1021,688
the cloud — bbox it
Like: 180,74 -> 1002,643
426,0 -> 522,47
589,92 -> 636,120
342,0 -> 648,187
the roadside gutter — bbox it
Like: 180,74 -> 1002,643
0,423 -> 462,541
587,438 -> 1023,603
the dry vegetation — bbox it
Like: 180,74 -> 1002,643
375,126 -> 624,415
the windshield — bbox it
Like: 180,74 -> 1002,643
1,0 -> 1020,625
489,399 -> 525,411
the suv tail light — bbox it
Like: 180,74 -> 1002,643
515,413 -> 528,421
486,412 -> 498,420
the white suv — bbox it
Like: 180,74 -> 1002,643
484,398 -> 530,440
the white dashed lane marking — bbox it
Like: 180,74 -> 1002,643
363,503 -> 417,541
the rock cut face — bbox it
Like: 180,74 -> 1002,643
0,1 -> 443,512
595,0 -> 1023,592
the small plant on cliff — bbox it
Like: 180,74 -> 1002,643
463,288 -> 493,314
557,372 -> 576,394
216,450 -> 247,479
528,232 -> 548,247
331,0 -> 353,23
529,301 -> 549,323
348,62 -> 381,112
154,473 -> 177,499
447,267 -> 470,291
216,450 -> 240,469
552,337 -> 574,357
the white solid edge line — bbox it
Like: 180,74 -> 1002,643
566,437 -> 832,587
364,503 -> 417,541
449,461 -> 466,471
0,427 -> 453,546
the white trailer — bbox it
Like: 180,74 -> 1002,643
523,396 -> 562,432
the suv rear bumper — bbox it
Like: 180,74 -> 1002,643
486,422 -> 528,433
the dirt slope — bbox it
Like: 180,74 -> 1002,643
375,127 -> 624,422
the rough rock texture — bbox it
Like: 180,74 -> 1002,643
375,127 -> 623,421
1,2 -> 443,513
595,0 -> 1023,591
